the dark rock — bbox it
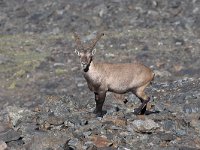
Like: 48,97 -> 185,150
163,120 -> 176,131
0,0 -> 7,7
175,129 -> 187,136
142,45 -> 149,51
86,144 -> 98,150
174,38 -> 185,46
159,132 -> 176,142
15,6 -> 29,18
169,1 -> 181,9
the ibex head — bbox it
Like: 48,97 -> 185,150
74,32 -> 104,71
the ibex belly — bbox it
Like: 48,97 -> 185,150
107,79 -> 134,94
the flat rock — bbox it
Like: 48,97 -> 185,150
0,129 -> 21,142
25,131 -> 70,150
130,119 -> 160,133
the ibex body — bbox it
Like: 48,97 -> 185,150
74,32 -> 154,117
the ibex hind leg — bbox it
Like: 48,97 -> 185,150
134,82 -> 151,115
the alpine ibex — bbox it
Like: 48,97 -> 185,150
74,32 -> 155,117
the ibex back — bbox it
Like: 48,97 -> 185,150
74,32 -> 155,117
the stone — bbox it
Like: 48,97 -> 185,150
90,135 -> 113,148
154,70 -> 172,77
103,116 -> 127,127
159,132 -> 176,142
163,120 -> 176,131
47,115 -> 64,126
0,141 -> 7,150
83,131 -> 92,138
190,119 -> 200,133
0,54 -> 10,65
6,106 -> 33,127
66,138 -> 82,149
0,123 -> 10,133
25,131 -> 70,150
130,119 -> 160,133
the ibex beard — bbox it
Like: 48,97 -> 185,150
74,32 -> 155,117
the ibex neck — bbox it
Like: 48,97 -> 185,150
83,59 -> 95,73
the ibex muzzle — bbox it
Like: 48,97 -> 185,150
74,32 -> 155,117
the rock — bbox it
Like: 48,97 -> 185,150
154,70 -> 172,77
6,139 -> 24,148
175,129 -> 187,136
6,106 -> 33,127
178,146 -> 200,150
53,63 -> 65,67
0,54 -> 10,65
130,119 -> 160,133
0,141 -> 7,150
41,95 -> 74,117
0,129 -> 21,142
47,115 -> 64,126
25,131 -> 70,150
163,120 -> 176,131
105,53 -> 115,58
0,123 -> 10,133
15,6 -> 29,18
83,131 -> 92,138
90,135 -> 113,148
103,116 -> 127,127
190,119 -> 200,133
86,144 -> 98,150
67,138 -> 79,149
158,132 -> 176,142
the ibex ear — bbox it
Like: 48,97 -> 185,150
75,49 -> 80,56
91,48 -> 96,56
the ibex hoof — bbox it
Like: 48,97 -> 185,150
93,109 -> 107,117
133,108 -> 143,115
133,105 -> 147,115
96,112 -> 104,118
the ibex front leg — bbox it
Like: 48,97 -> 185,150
93,92 -> 106,117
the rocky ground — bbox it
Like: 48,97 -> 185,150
0,0 -> 200,149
